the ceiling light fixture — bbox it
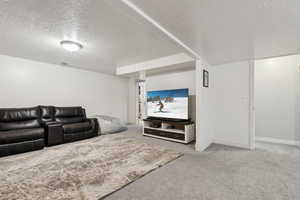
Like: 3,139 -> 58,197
60,40 -> 83,52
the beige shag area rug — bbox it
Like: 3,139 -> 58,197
0,135 -> 182,200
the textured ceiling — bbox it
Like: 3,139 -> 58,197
0,0 -> 182,74
1,0 -> 300,73
130,0 -> 300,65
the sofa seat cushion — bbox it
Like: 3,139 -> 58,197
56,117 -> 85,124
62,122 -> 92,134
0,120 -> 41,131
0,128 -> 44,145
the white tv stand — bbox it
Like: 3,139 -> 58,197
143,118 -> 195,144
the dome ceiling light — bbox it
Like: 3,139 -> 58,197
60,40 -> 83,52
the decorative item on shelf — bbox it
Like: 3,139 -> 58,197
203,69 -> 209,88
150,123 -> 161,128
166,125 -> 175,129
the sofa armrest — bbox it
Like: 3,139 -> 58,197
40,121 -> 62,127
46,122 -> 64,146
87,118 -> 100,135
45,121 -> 61,126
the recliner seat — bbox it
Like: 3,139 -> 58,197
63,121 -> 92,133
0,107 -> 45,157
0,128 -> 44,144
54,106 -> 99,143
43,106 -> 99,145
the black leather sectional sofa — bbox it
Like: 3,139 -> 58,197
0,106 -> 99,157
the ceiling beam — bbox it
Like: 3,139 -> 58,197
121,0 -> 201,60
116,53 -> 194,75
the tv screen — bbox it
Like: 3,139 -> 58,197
147,88 -> 189,120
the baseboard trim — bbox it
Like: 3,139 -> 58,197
255,137 -> 300,146
196,141 -> 213,152
212,139 -> 251,149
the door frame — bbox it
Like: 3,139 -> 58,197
249,60 -> 256,149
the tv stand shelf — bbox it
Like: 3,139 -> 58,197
143,118 -> 195,144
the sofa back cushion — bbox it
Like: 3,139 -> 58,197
54,107 -> 86,124
0,107 -> 41,131
39,106 -> 55,123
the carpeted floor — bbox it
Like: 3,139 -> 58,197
0,134 -> 181,200
2,126 -> 300,200
104,127 -> 300,200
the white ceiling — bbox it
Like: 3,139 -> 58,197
1,0 -> 300,74
0,0 -> 182,74
131,0 -> 300,65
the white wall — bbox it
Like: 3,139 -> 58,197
127,59 -> 254,150
146,70 -> 196,94
255,54 -> 300,142
146,70 -> 196,121
211,61 -> 252,148
0,54 -> 129,122
127,77 -> 137,124
131,65 -> 215,152
195,60 -> 214,151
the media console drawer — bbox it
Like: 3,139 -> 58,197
144,128 -> 185,141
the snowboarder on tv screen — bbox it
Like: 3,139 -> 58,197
157,99 -> 164,112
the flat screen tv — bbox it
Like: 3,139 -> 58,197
147,88 -> 189,120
